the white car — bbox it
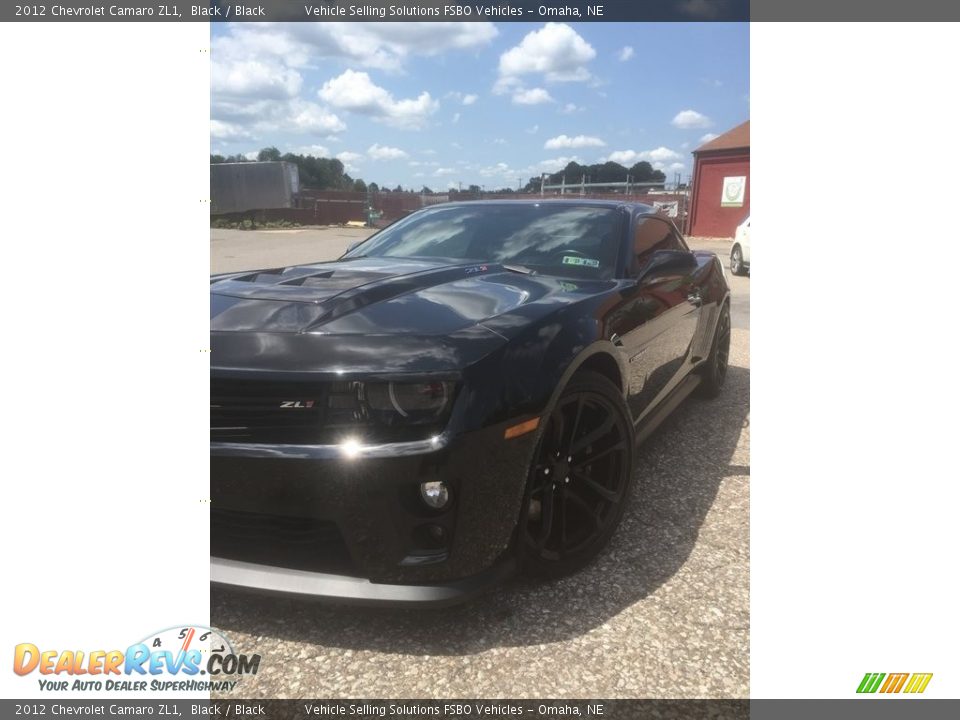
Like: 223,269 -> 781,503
730,216 -> 750,276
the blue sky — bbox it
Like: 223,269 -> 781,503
211,22 -> 748,190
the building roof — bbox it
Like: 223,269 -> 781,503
694,120 -> 750,154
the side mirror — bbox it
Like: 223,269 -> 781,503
637,249 -> 697,283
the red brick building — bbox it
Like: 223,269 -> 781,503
688,120 -> 750,238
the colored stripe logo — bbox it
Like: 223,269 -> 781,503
857,672 -> 932,694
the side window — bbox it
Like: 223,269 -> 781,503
632,217 -> 685,275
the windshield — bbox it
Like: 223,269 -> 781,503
344,204 -> 623,279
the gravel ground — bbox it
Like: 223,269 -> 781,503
211,227 -> 750,699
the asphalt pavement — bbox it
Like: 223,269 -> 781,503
210,226 -> 750,698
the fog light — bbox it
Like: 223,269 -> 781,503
420,481 -> 450,509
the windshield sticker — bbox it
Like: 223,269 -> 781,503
562,256 -> 600,268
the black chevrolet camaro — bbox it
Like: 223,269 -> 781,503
210,200 -> 730,606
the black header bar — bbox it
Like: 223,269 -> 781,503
8,0 -> 960,22
9,1 -> 749,22
3,699 -> 960,719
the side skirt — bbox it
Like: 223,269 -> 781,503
634,373 -> 702,446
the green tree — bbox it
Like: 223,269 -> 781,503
257,147 -> 281,162
353,179 -> 367,192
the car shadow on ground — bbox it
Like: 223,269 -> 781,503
211,365 -> 749,655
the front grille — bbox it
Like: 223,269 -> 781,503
211,377 -> 449,444
211,378 -> 332,443
211,508 -> 358,576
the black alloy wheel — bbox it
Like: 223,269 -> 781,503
730,245 -> 745,276
697,303 -> 731,398
520,371 -> 634,577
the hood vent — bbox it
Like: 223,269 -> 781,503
232,268 -> 289,283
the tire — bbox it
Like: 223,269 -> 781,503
696,303 -> 731,399
730,245 -> 746,276
518,371 -> 635,578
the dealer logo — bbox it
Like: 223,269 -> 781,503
13,625 -> 260,693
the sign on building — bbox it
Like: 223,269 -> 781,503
721,176 -> 746,207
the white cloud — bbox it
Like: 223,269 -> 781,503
526,124 -> 540,134
291,144 -> 331,156
544,134 -> 606,150
367,144 -> 408,161
561,103 -> 580,114
213,97 -> 346,138
499,23 -> 596,83
452,112 -> 461,124
618,46 -> 635,62
211,59 -> 302,100
286,100 -> 347,134
672,109 -> 713,129
534,156 -> 581,173
699,132 -> 719,143
492,75 -> 522,96
479,162 -> 512,178
434,167 -> 456,176
209,52 -> 346,140
215,23 -> 498,73
512,88 -> 553,105
336,151 -> 364,163
210,120 -> 250,140
462,94 -> 478,105
605,146 -> 683,165
319,70 -> 438,129
209,23 -> 497,143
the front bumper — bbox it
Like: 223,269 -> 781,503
211,555 -> 517,608
210,420 -> 539,604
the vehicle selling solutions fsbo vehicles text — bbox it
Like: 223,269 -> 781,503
301,5 -> 590,18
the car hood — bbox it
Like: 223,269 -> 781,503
210,257 -> 616,375
211,256 -> 612,337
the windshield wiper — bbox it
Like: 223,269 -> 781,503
502,263 -> 536,275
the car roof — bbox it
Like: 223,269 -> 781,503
431,199 -> 655,213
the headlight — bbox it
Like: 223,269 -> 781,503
364,381 -> 452,424
322,380 -> 454,430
